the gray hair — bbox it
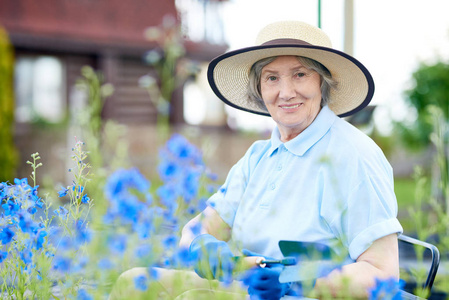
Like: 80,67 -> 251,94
247,56 -> 337,111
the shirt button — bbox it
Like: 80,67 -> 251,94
277,165 -> 282,171
283,148 -> 288,152
271,183 -> 276,190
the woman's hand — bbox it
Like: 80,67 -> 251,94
243,267 -> 291,300
181,207 -> 235,282
241,249 -> 291,300
188,234 -> 235,282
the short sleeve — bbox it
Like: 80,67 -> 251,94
326,156 -> 403,260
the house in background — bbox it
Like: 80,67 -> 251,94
1,0 -> 228,125
0,0 -> 234,180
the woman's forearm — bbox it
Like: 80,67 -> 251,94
179,207 -> 232,248
179,214 -> 206,248
314,260 -> 398,298
313,234 -> 400,298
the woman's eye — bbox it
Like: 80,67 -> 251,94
268,76 -> 277,81
296,72 -> 305,78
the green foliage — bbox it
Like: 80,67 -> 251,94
75,65 -> 114,170
0,27 -> 18,182
396,61 -> 449,149
404,106 -> 449,295
76,66 -> 114,140
140,15 -> 199,139
394,177 -> 427,233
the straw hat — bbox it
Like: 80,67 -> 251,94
207,21 -> 375,117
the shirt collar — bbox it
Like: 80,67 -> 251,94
268,105 -> 336,157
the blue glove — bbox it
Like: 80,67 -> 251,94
189,234 -> 235,282
241,249 -> 292,300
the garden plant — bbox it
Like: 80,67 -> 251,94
1,17 -> 448,300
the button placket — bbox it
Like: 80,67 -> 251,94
277,144 -> 288,172
260,145 -> 285,208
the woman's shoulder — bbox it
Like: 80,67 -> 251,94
327,118 -> 391,168
330,118 -> 382,152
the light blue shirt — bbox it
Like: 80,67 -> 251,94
207,105 -> 403,260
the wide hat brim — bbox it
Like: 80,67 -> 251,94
207,39 -> 375,118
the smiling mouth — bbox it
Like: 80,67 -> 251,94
280,103 -> 302,109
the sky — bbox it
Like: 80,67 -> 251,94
185,0 -> 449,133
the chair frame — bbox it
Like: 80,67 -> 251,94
398,234 -> 440,291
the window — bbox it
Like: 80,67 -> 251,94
14,55 -> 66,123
176,0 -> 226,44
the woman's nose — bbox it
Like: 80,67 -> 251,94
279,79 -> 296,100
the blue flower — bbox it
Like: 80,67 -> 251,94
52,255 -> 71,273
2,199 -> 20,216
157,159 -> 182,181
108,235 -> 127,254
208,172 -> 218,181
0,182 -> 6,190
30,185 -> 43,208
117,196 -> 143,224
104,168 -> 152,227
73,256 -> 89,273
1,226 -> 15,245
58,236 -> 73,251
81,194 -> 90,204
14,178 -> 30,190
165,134 -> 203,165
173,247 -> 193,267
182,170 -> 201,202
369,278 -> 404,300
162,234 -> 178,249
197,198 -> 208,211
148,267 -> 160,280
45,251 -> 55,258
134,213 -> 154,239
54,206 -> 69,218
77,288 -> 93,300
105,168 -> 150,200
74,220 -> 91,244
135,244 -> 152,258
20,248 -> 33,265
18,212 -> 37,233
161,203 -> 179,223
58,187 -> 69,197
206,183 -> 219,194
157,184 -> 178,204
134,275 -> 148,291
35,230 -> 47,250
0,251 -> 8,262
27,206 -> 37,214
188,222 -> 202,236
72,185 -> 85,194
186,206 -> 196,215
98,258 -> 113,269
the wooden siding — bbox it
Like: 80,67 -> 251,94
105,56 -> 157,124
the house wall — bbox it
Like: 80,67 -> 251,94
0,0 -> 176,47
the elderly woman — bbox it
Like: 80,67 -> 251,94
112,21 -> 403,299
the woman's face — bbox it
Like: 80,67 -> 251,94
260,55 -> 322,142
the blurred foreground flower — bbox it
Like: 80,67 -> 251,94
0,133 -> 217,298
369,278 -> 405,300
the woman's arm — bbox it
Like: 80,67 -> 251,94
314,233 -> 400,298
179,206 -> 232,248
